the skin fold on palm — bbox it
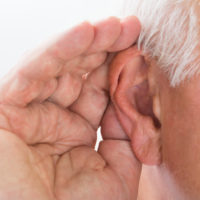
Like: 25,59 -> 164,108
0,17 -> 141,200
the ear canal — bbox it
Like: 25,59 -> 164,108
109,46 -> 162,165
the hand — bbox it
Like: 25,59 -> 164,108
0,17 -> 141,200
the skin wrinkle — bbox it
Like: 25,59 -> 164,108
0,106 -> 12,131
0,17 -> 143,200
30,152 -> 55,198
0,6 -> 198,200
54,112 -> 96,152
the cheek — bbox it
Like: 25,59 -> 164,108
161,92 -> 200,199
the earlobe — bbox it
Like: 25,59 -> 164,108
109,46 -> 162,165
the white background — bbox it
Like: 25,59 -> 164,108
0,0 -> 125,77
0,0 -> 125,148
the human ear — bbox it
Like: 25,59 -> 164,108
109,46 -> 161,165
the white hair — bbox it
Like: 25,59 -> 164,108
122,0 -> 200,87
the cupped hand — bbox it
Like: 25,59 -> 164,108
0,17 -> 141,200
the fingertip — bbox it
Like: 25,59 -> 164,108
122,15 -> 141,33
108,16 -> 141,52
86,16 -> 121,53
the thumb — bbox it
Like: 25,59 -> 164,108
98,140 -> 142,200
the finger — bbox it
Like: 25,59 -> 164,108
98,140 -> 142,200
48,73 -> 82,108
87,17 -> 121,53
0,102 -> 96,154
69,60 -> 110,130
0,22 -> 95,107
35,78 -> 58,102
0,16 -> 140,107
17,21 -> 95,81
20,22 -> 95,80
62,52 -> 107,75
108,16 -> 141,52
49,52 -> 107,107
47,22 -> 94,60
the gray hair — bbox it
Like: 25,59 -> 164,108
123,0 -> 200,87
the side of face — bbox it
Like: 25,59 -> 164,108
102,47 -> 200,199
157,66 -> 200,199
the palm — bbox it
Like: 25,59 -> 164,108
0,17 -> 141,200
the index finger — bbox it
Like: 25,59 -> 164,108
0,17 -> 141,107
13,16 -> 141,82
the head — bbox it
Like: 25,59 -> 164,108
102,0 -> 200,199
